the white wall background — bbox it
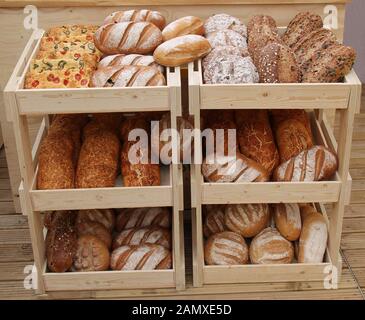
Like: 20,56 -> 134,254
345,0 -> 365,83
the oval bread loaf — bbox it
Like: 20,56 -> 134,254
203,205 -> 227,238
98,54 -> 163,72
153,35 -> 212,67
204,231 -> 249,265
162,16 -> 204,41
76,209 -> 115,232
204,13 -> 247,37
273,203 -> 302,241
76,220 -> 112,249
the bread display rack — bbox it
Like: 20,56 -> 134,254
3,28 -> 185,294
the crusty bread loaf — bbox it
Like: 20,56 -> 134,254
247,15 -> 277,35
270,109 -> 312,137
273,203 -> 302,241
204,14 -> 247,37
73,235 -> 110,271
162,16 -> 204,41
116,207 -> 171,232
203,205 -> 227,238
282,12 -> 323,48
249,227 -> 294,264
76,209 -> 115,232
275,118 -> 314,162
202,46 -> 249,69
154,34 -> 211,67
202,152 -> 270,183
110,244 -> 172,270
102,10 -> 166,30
76,220 -> 112,249
273,145 -> 338,182
300,204 -> 317,221
257,42 -> 300,83
302,43 -> 356,83
224,203 -> 270,238
112,226 -> 171,250
46,225 -> 77,272
298,210 -> 328,263
43,210 -> 75,230
98,54 -> 163,72
206,29 -> 247,50
91,65 -> 166,87
94,22 -> 162,55
204,231 -> 249,265
236,109 -> 279,174
46,25 -> 98,39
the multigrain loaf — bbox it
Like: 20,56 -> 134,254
247,15 -> 277,35
43,210 -> 75,230
162,16 -> 204,41
204,231 -> 249,265
273,203 -> 302,241
203,205 -> 227,238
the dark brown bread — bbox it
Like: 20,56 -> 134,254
247,15 -> 277,35
236,109 -> 279,174
282,12 -> 323,48
43,210 -> 75,230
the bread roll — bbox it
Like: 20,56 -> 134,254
153,35 -> 212,67
102,10 -> 166,30
112,226 -> 171,250
257,42 -> 300,83
110,244 -> 172,270
204,231 -> 249,265
91,65 -> 166,87
206,29 -> 247,50
204,14 -> 247,37
162,16 -> 204,41
298,210 -> 328,263
236,109 -> 279,174
116,207 -> 171,232
73,235 -> 110,271
273,203 -> 301,241
249,227 -> 294,264
273,145 -> 338,182
203,205 -> 227,238
76,209 -> 115,232
76,220 -> 112,249
202,152 -> 270,183
225,204 -> 270,238
282,12 -> 323,48
94,22 -> 162,55
98,54 -> 163,72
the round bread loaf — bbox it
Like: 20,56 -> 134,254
224,203 -> 270,238
43,210 -> 75,230
273,203 -> 302,241
162,16 -> 204,41
203,205 -> 227,238
76,220 -> 112,249
247,15 -> 277,35
249,227 -> 294,264
204,13 -> 247,37
76,209 -> 115,232
202,46 -> 249,69
204,231 -> 249,265
206,29 -> 247,50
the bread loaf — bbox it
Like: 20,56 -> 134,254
76,209 -> 115,232
203,205 -> 227,238
202,46 -> 249,69
273,145 -> 338,182
73,235 -> 110,271
46,225 -> 77,272
273,203 -> 302,241
298,210 -> 328,263
202,152 -> 270,183
206,29 -> 247,50
110,244 -> 172,270
76,220 -> 112,249
300,204 -> 317,221
247,15 -> 277,35
91,65 -> 166,87
116,207 -> 171,232
236,109 -> 279,174
204,14 -> 247,37
102,10 -> 166,30
162,16 -> 204,41
98,54 -> 163,72
44,210 -> 75,230
113,226 -> 171,250
282,12 -> 323,48
94,22 -> 162,55
249,227 -> 294,264
224,204 -> 270,238
270,109 -> 312,137
257,42 -> 300,83
154,35 -> 211,67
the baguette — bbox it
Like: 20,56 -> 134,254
162,16 -> 204,41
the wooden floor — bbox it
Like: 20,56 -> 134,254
1,90 -> 365,299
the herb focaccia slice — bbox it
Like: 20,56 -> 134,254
45,25 -> 99,39
29,58 -> 95,74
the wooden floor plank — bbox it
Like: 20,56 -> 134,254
341,233 -> 365,250
342,249 -> 365,268
343,217 -> 365,234
0,261 -> 31,281
0,202 -> 16,215
0,178 -> 11,189
0,229 -> 31,244
0,189 -> 12,202
0,243 -> 33,262
0,215 -> 28,229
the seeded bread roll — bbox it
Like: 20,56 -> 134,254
225,203 -> 271,238
258,42 -> 300,83
162,16 -> 204,41
247,15 -> 277,35
110,244 -> 172,270
154,35 -> 212,67
203,205 -> 227,238
94,22 -> 163,55
273,145 -> 338,182
282,12 -> 323,48
98,54 -> 163,72
204,14 -> 247,37
204,231 -> 249,265
249,227 -> 294,264
76,209 -> 115,232
206,29 -> 247,50
273,203 -> 302,241
102,10 -> 166,30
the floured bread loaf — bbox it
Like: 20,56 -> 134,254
273,203 -> 302,241
203,205 -> 227,238
204,13 -> 247,37
206,29 -> 247,50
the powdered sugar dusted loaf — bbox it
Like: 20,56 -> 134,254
204,13 -> 247,37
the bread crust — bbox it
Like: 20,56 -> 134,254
273,203 -> 302,241
162,16 -> 204,41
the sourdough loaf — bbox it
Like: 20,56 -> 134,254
273,203 -> 302,241
203,205 -> 227,238
204,14 -> 247,37
76,209 -> 115,232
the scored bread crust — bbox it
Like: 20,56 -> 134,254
273,203 -> 302,241
203,205 -> 227,238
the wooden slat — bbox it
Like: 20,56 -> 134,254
0,189 -> 12,201
0,178 -> 10,189
0,201 -> 16,215
0,243 -> 33,262
351,268 -> 365,288
343,218 -> 365,234
0,261 -> 30,281
0,281 -> 36,300
345,204 -> 365,218
342,249 -> 365,268
0,229 -> 31,244
341,233 -> 365,250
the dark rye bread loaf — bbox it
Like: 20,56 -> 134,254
247,15 -> 277,35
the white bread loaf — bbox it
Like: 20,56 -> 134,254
98,54 -> 164,72
162,16 -> 204,41
273,203 -> 302,241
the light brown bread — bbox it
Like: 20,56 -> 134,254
76,209 -> 115,232
162,16 -> 204,41
110,244 -> 172,270
154,35 -> 212,67
43,210 -> 75,230
224,203 -> 271,238
76,220 -> 112,249
203,205 -> 227,238
204,231 -> 249,265
270,109 -> 313,137
249,227 -> 294,264
98,54 -> 163,72
273,203 -> 302,241
206,29 -> 247,50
